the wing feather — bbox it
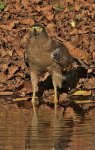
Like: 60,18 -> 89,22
51,45 -> 73,69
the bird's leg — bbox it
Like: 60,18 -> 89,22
52,69 -> 62,114
52,71 -> 60,104
53,83 -> 58,103
52,74 -> 58,114
30,72 -> 38,104
53,83 -> 58,115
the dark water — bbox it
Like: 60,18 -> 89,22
0,100 -> 95,150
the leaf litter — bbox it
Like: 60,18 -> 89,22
0,0 -> 95,109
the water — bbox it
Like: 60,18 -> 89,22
0,100 -> 95,150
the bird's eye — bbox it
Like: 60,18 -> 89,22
29,26 -> 43,32
37,27 -> 43,32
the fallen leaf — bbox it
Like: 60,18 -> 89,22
84,78 -> 95,89
44,12 -> 54,21
8,66 -> 18,76
36,6 -> 41,12
69,28 -> 78,35
75,100 -> 95,104
0,20 -> 19,30
72,90 -> 91,96
0,2 -> 6,10
89,41 -> 95,52
31,0 -> 40,3
0,91 -> 14,96
92,51 -> 95,59
21,0 -> 29,8
19,18 -> 35,25
7,50 -> 13,57
74,4 -> 81,11
47,23 -> 55,29
15,48 -> 24,58
0,73 -> 7,82
13,97 -> 30,102
40,5 -> 52,11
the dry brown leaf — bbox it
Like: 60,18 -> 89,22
91,27 -> 95,32
0,73 -> 7,82
8,66 -> 18,76
2,64 -> 8,71
44,12 -> 54,21
92,51 -> 95,59
16,60 -> 26,69
89,41 -> 95,52
84,78 -> 95,89
15,48 -> 24,58
15,1 -> 21,12
0,20 -> 19,30
40,5 -> 52,11
20,33 -> 30,47
69,28 -> 78,35
47,23 -> 55,29
7,50 -> 13,57
0,48 -> 7,57
18,81 -> 32,95
19,18 -> 35,25
24,82 -> 32,93
0,91 -> 14,96
13,97 -> 30,101
21,0 -> 29,8
74,4 -> 81,11
71,35 -> 80,47
36,6 -> 41,12
32,0 -> 41,3
16,72 -> 24,78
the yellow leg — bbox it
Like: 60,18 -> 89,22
30,72 -> 38,104
52,72 -> 58,104
52,70 -> 62,115
54,85 -> 58,103
32,87 -> 36,103
32,102 -> 36,115
53,84 -> 58,115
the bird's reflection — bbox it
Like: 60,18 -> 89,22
32,103 -> 37,116
25,108 -> 73,150
0,101 -> 94,150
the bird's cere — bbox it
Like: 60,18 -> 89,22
30,26 -> 43,32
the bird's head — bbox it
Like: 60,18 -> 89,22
29,24 -> 48,39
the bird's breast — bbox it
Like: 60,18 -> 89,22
27,46 -> 53,70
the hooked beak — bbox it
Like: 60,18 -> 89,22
33,28 -> 38,36
29,27 -> 38,37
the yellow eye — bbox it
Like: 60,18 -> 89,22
37,27 -> 43,32
29,26 -> 43,32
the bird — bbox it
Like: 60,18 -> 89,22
25,23 -> 73,107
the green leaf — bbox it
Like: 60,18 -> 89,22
0,2 -> 6,10
68,4 -> 73,12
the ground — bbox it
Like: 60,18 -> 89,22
0,0 -> 95,104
